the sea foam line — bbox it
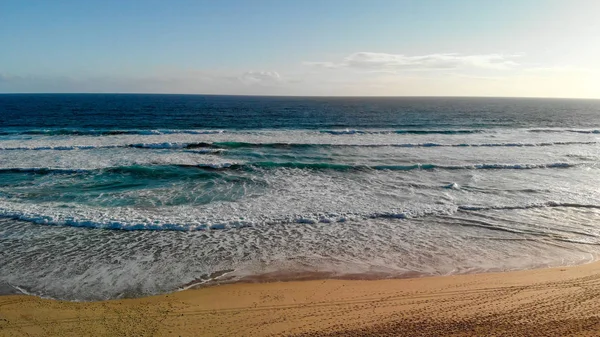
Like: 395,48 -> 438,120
0,162 -> 583,176
3,127 -> 600,137
2,201 -> 600,232
458,201 -> 600,211
0,129 -> 225,136
1,141 -> 597,151
320,129 -> 486,135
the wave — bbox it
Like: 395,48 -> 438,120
245,162 -> 577,171
0,143 -> 224,152
0,165 -> 223,178
2,128 -> 486,136
0,129 -> 225,136
0,212 -> 226,231
528,129 -> 600,134
0,167 -> 89,175
129,142 -> 199,149
323,128 -> 600,135
320,129 -> 486,135
6,140 -> 589,151
168,161 -> 578,172
0,145 -> 122,151
0,161 -> 578,177
3,200 -> 600,232
2,140 -> 596,152
458,201 -> 600,212
527,128 -> 600,134
0,209 -> 409,231
4,127 -> 600,138
206,141 -> 599,149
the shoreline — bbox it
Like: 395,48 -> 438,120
5,257 -> 592,300
2,262 -> 600,336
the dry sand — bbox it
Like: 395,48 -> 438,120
3,262 -> 600,336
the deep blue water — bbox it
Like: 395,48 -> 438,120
2,94 -> 600,130
2,94 -> 600,300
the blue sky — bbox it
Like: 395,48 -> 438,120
1,0 -> 599,97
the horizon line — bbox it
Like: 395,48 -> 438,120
1,93 -> 599,100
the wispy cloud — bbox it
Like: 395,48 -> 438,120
238,71 -> 281,85
0,73 -> 16,82
305,52 -> 521,71
451,73 -> 509,81
523,66 -> 596,73
0,70 -> 291,94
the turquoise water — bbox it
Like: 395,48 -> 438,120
2,94 -> 600,300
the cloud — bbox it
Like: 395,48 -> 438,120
305,52 -> 520,71
524,66 -> 596,73
0,73 -> 16,83
238,71 -> 281,85
0,70 -> 292,94
2,63 -> 597,98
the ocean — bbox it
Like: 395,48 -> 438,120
2,94 -> 600,300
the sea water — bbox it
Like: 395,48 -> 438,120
2,94 -> 600,300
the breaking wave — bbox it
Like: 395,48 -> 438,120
1,141 -> 597,151
0,162 -> 580,177
2,200 -> 600,232
0,129 -> 225,136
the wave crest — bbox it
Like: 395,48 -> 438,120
0,162 -> 579,176
2,141 -> 596,151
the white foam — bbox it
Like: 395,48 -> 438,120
2,210 -> 599,301
1,128 -> 598,151
2,127 -> 600,300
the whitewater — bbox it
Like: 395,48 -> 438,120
2,95 -> 600,300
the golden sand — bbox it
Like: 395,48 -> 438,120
2,262 -> 600,336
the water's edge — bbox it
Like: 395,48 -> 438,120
3,254 -> 596,302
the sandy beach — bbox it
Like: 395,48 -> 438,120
2,262 -> 600,336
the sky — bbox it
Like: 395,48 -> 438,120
1,0 -> 600,97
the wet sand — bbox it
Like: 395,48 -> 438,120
2,262 -> 600,336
